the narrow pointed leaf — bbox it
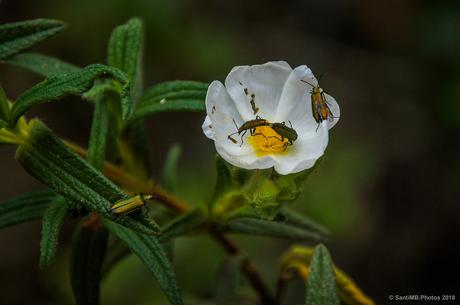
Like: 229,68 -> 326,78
0,19 -> 65,59
306,244 -> 340,305
15,120 -> 159,234
11,64 -> 131,124
131,81 -> 208,122
71,218 -> 108,305
107,17 -> 144,99
0,85 -> 10,122
210,156 -> 234,205
39,196 -> 68,269
216,256 -> 244,305
88,98 -> 109,171
4,52 -> 80,77
277,208 -> 329,237
163,144 -> 181,193
159,208 -> 206,242
103,218 -> 183,305
222,217 -> 323,242
0,190 -> 56,229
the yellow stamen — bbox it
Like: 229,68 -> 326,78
249,126 -> 289,155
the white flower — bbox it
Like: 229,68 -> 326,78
202,61 -> 340,175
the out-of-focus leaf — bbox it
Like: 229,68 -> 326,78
305,244 -> 339,305
0,85 -> 10,122
4,52 -> 80,77
88,98 -> 109,171
10,64 -> 131,124
277,208 -> 329,238
39,196 -> 68,269
163,144 -> 181,193
107,17 -> 144,99
0,19 -> 65,59
103,218 -> 183,305
160,208 -> 206,242
131,81 -> 208,122
71,217 -> 108,305
0,190 -> 56,229
221,217 -> 322,242
15,120 -> 159,234
215,256 -> 244,305
0,119 -> 6,129
101,238 -> 131,277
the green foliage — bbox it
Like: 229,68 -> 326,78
107,17 -> 144,99
131,80 -> 208,122
10,64 -> 131,124
160,208 -> 206,242
4,52 -> 80,77
276,208 -> 330,238
103,218 -> 183,305
0,19 -> 65,60
215,256 -> 244,305
88,99 -> 109,171
221,217 -> 323,242
15,120 -> 159,234
39,196 -> 68,269
306,244 -> 340,305
163,144 -> 182,193
0,85 -> 10,123
0,190 -> 56,229
71,219 -> 108,305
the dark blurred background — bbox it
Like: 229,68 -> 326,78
1,0 -> 459,304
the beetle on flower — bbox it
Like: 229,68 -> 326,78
202,61 -> 340,175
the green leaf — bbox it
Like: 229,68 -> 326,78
0,19 -> 65,60
215,256 -> 244,305
103,218 -> 183,305
276,208 -> 329,238
163,144 -> 181,193
15,120 -> 159,234
101,238 -> 131,277
11,64 -> 131,124
221,217 -> 323,242
39,196 -> 68,269
305,244 -> 340,305
159,208 -> 206,242
0,190 -> 56,229
0,85 -> 10,122
0,119 -> 6,129
71,219 -> 108,305
88,98 -> 109,171
131,81 -> 208,122
4,52 -> 80,77
107,17 -> 144,99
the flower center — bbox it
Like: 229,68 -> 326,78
249,126 -> 289,155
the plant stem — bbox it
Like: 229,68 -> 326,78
67,141 -> 275,304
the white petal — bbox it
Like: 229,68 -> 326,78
201,115 -> 214,139
276,65 -> 318,132
272,124 -> 329,174
324,93 -> 340,129
225,61 -> 292,121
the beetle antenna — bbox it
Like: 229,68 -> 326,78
232,119 -> 239,131
300,79 -> 315,87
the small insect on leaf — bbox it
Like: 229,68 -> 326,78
111,194 -> 154,215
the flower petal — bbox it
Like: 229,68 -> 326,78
225,61 -> 292,121
272,124 -> 329,174
202,115 -> 214,139
324,92 -> 340,129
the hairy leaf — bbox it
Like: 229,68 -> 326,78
107,17 -> 144,99
15,120 -> 159,234
160,208 -> 206,242
103,218 -> 183,305
222,217 -> 323,242
216,256 -> 244,305
39,196 -> 68,269
306,244 -> 340,305
131,81 -> 208,122
11,64 -> 131,124
0,190 -> 56,229
163,144 -> 181,193
277,208 -> 329,238
0,19 -> 65,60
71,218 -> 108,305
4,52 -> 80,77
88,99 -> 109,171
